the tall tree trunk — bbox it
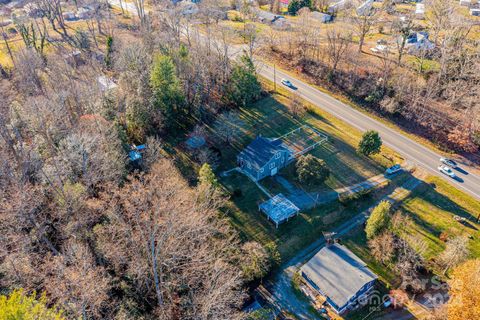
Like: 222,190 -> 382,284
150,234 -> 163,306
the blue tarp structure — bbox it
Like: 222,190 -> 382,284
128,144 -> 146,161
129,150 -> 142,161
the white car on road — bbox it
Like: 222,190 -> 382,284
440,157 -> 457,168
438,165 -> 456,178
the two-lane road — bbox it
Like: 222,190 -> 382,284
106,0 -> 479,200
259,63 -> 480,200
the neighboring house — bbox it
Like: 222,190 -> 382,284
328,0 -> 349,13
300,243 -> 378,314
77,6 -> 95,19
404,31 -> 435,54
460,0 -> 478,6
415,3 -> 425,19
173,1 -> 199,15
272,17 -> 291,29
63,11 -> 77,21
471,8 -> 480,16
24,3 -> 42,18
356,0 -> 373,16
311,11 -> 332,23
255,9 -> 286,25
237,136 -> 292,181
279,0 -> 290,9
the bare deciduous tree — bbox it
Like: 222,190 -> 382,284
438,235 -> 470,275
324,28 -> 351,75
213,111 -> 244,145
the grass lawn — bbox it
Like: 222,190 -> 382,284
343,174 -> 480,291
215,90 -> 405,261
399,176 -> 480,263
222,170 -> 379,261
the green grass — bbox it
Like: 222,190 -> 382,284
215,92 -> 405,261
343,174 -> 480,288
222,171 -> 379,261
399,176 -> 480,262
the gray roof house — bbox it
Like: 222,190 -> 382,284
237,137 -> 292,181
311,11 -> 333,23
300,244 -> 378,314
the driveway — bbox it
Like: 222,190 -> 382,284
258,176 -> 424,319
274,173 -> 391,210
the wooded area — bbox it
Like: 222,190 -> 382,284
0,0 -> 269,318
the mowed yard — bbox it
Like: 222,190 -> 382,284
216,91 -> 404,261
343,175 -> 480,288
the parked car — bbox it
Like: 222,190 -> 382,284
438,165 -> 456,178
385,164 -> 402,175
281,78 -> 294,88
440,157 -> 457,168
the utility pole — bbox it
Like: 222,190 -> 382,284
273,64 -> 277,93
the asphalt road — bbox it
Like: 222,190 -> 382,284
258,63 -> 480,201
107,0 -> 479,200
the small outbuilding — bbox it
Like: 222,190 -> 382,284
471,8 -> 480,16
311,11 -> 332,23
129,144 -> 146,162
259,193 -> 300,228
460,0 -> 478,6
415,3 -> 425,19
301,243 -> 378,314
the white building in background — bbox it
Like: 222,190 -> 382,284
460,0 -> 478,7
471,8 -> 480,15
356,0 -> 374,16
328,0 -> 349,13
311,11 -> 333,23
415,3 -> 425,19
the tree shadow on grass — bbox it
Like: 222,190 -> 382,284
222,169 -> 379,261
398,180 -> 480,258
414,182 -> 480,223
242,96 -> 384,188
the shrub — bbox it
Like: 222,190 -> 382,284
296,154 -> 330,186
365,200 -> 391,239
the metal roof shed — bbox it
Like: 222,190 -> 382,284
259,194 -> 300,228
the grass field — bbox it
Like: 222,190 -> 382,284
400,176 -> 480,262
222,171 -> 379,261
343,175 -> 480,289
215,90 -> 406,261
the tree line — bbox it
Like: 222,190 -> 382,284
0,1 -> 269,318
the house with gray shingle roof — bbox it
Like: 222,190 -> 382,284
237,136 -> 292,181
300,243 -> 378,314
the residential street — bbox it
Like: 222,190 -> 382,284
109,0 -> 480,200
258,63 -> 480,201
